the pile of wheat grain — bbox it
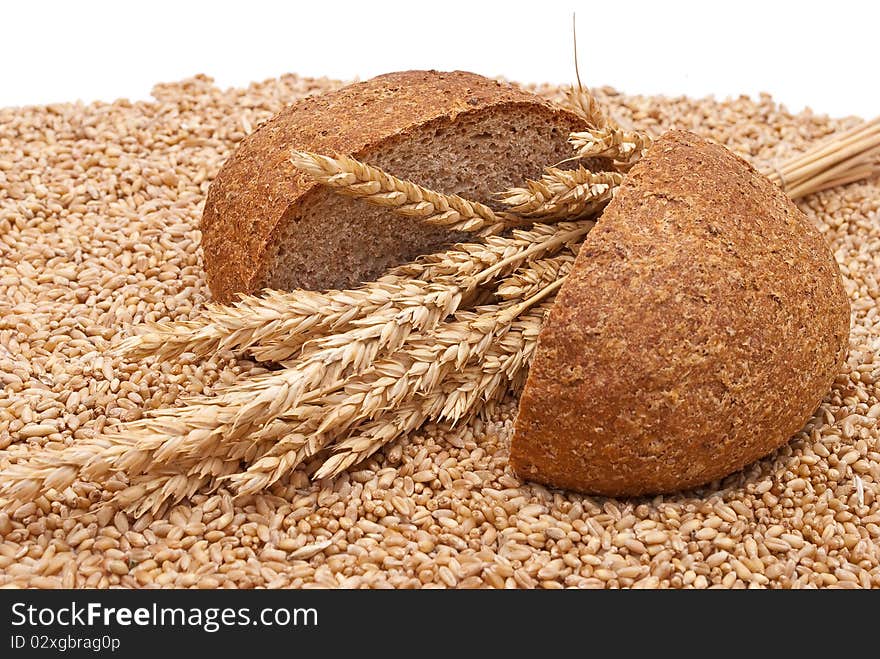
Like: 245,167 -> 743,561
0,74 -> 878,588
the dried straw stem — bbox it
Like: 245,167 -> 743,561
762,116 -> 880,199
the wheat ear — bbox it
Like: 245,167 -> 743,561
115,472 -> 218,519
569,127 -> 653,167
122,303 -> 540,507
314,303 -> 545,479
43,291 -> 546,507
104,256 -> 569,505
0,246 -> 581,509
564,85 -> 613,130
498,167 -> 623,220
230,279 -> 560,494
118,222 -> 591,362
143,255 -> 572,503
563,84 -> 653,168
290,150 -> 524,234
496,252 -> 576,300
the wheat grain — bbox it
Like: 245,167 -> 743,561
2,71 -> 880,591
291,150 -> 524,234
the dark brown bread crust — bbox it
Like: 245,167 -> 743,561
201,70 -> 583,302
511,130 -> 851,496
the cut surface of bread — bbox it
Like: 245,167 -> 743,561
201,70 -> 587,301
511,130 -> 851,496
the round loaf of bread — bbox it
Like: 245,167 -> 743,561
201,70 -> 586,302
511,130 -> 851,496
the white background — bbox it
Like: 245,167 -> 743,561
3,0 -> 877,118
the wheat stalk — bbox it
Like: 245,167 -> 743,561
0,254 -> 569,509
152,257 -> 566,501
63,283 -> 555,507
762,116 -> 880,199
118,221 -> 591,363
226,277 -> 562,495
290,150 -> 525,234
314,307 -> 543,479
498,167 -> 623,220
0,397 -> 314,508
115,300 -> 542,506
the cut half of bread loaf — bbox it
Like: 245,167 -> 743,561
201,70 -> 587,302
511,131 -> 850,496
